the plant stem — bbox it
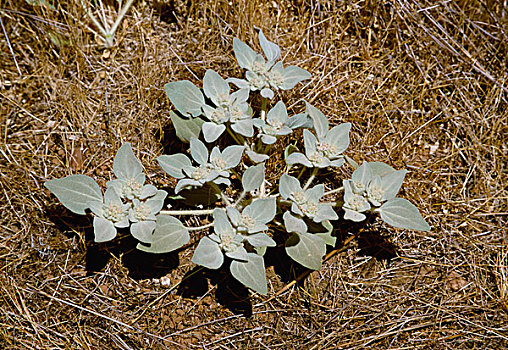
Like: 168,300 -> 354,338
260,97 -> 268,121
234,190 -> 246,207
226,125 -> 245,145
303,168 -> 318,190
187,223 -> 214,231
110,0 -> 135,40
160,209 -> 214,216
324,187 -> 344,196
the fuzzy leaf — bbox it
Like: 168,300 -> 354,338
242,163 -> 265,192
136,216 -> 190,253
279,174 -> 301,199
169,111 -> 204,142
231,119 -> 254,137
222,145 -> 245,168
285,232 -> 326,270
113,143 -> 143,180
230,253 -> 268,295
190,138 -> 209,165
326,123 -> 351,155
258,30 -> 281,63
352,162 -> 372,187
233,38 -> 258,70
93,217 -> 117,243
202,122 -> 226,143
281,66 -> 312,90
244,197 -> 276,224
165,81 -> 205,117
260,88 -> 274,99
286,152 -> 312,167
381,169 -> 407,200
305,102 -> 328,140
192,236 -> 224,269
157,154 -> 192,179
266,101 -> 288,124
213,208 -> 234,236
45,175 -> 102,215
246,150 -> 269,163
369,161 -> 395,177
130,221 -> 157,244
203,69 -> 230,106
287,113 -> 313,129
379,198 -> 430,231
283,212 -> 307,234
245,233 -> 276,247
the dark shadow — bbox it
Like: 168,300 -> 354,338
122,246 -> 180,280
265,245 -> 308,283
45,205 -> 93,240
176,263 -> 253,317
214,273 -> 252,317
152,0 -> 178,24
157,115 -> 189,156
356,230 -> 397,261
177,267 -> 209,298
45,203 -> 180,278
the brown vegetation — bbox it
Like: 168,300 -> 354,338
1,0 -> 507,348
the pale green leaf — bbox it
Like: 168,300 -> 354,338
283,212 -> 307,234
381,169 -> 407,200
202,122 -> 226,143
326,123 -> 351,155
379,198 -> 431,231
281,66 -> 312,90
190,138 -> 209,165
169,111 -> 204,142
230,253 -> 268,295
136,215 -> 190,253
285,232 -> 326,270
279,174 -> 301,199
233,38 -> 258,70
203,69 -> 230,106
130,221 -> 156,244
192,236 -> 224,269
113,143 -> 143,179
242,163 -> 265,192
305,102 -> 328,140
93,217 -> 117,243
164,81 -> 205,117
258,29 -> 280,63
245,233 -> 276,247
157,153 -> 192,179
45,175 -> 102,215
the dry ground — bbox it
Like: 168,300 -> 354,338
1,0 -> 507,348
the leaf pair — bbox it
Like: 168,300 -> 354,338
231,30 -> 311,99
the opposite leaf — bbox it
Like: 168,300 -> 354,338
242,163 -> 265,192
113,143 -> 143,180
169,111 -> 204,143
137,215 -> 190,254
192,236 -> 224,269
379,198 -> 430,231
93,216 -> 117,243
44,175 -> 102,215
285,232 -> 326,270
230,253 -> 268,295
165,80 -> 205,118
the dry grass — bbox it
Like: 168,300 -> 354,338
1,0 -> 507,348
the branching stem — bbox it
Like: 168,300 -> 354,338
324,187 -> 344,197
303,168 -> 319,190
187,223 -> 214,231
160,209 -> 214,216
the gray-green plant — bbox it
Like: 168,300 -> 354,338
44,29 -> 430,295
